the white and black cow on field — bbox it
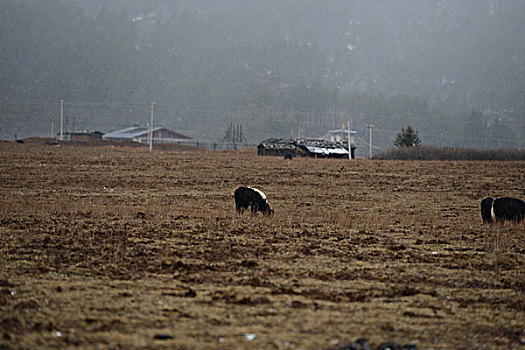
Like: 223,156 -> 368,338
481,196 -> 525,223
234,186 -> 274,216
480,197 -> 495,223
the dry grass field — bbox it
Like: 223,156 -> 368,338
0,141 -> 524,349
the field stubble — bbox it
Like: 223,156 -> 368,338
0,142 -> 524,349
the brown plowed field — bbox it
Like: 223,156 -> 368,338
0,142 -> 523,349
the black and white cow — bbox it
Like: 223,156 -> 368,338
234,186 -> 274,216
480,197 -> 495,223
481,196 -> 525,223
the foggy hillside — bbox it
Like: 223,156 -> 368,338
1,0 -> 524,150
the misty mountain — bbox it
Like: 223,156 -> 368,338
1,0 -> 524,150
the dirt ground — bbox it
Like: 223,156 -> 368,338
0,141 -> 523,349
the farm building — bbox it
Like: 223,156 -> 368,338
324,128 -> 357,145
102,126 -> 195,145
323,129 -> 357,159
258,138 -> 350,159
70,131 -> 104,142
257,138 -> 296,157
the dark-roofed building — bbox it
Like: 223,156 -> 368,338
257,138 -> 349,159
102,126 -> 195,145
70,131 -> 104,142
257,138 -> 296,157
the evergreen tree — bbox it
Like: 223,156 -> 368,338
394,125 -> 421,147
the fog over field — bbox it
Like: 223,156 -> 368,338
1,1 -> 524,150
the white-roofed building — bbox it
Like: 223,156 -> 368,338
323,129 -> 357,159
103,126 -> 195,145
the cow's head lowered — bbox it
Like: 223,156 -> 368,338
234,186 -> 274,217
263,202 -> 274,216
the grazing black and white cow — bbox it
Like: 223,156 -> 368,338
492,197 -> 525,223
481,196 -> 525,223
234,186 -> 274,216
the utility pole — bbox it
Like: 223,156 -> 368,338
149,101 -> 156,151
60,100 -> 64,141
347,120 -> 352,160
367,124 -> 374,159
